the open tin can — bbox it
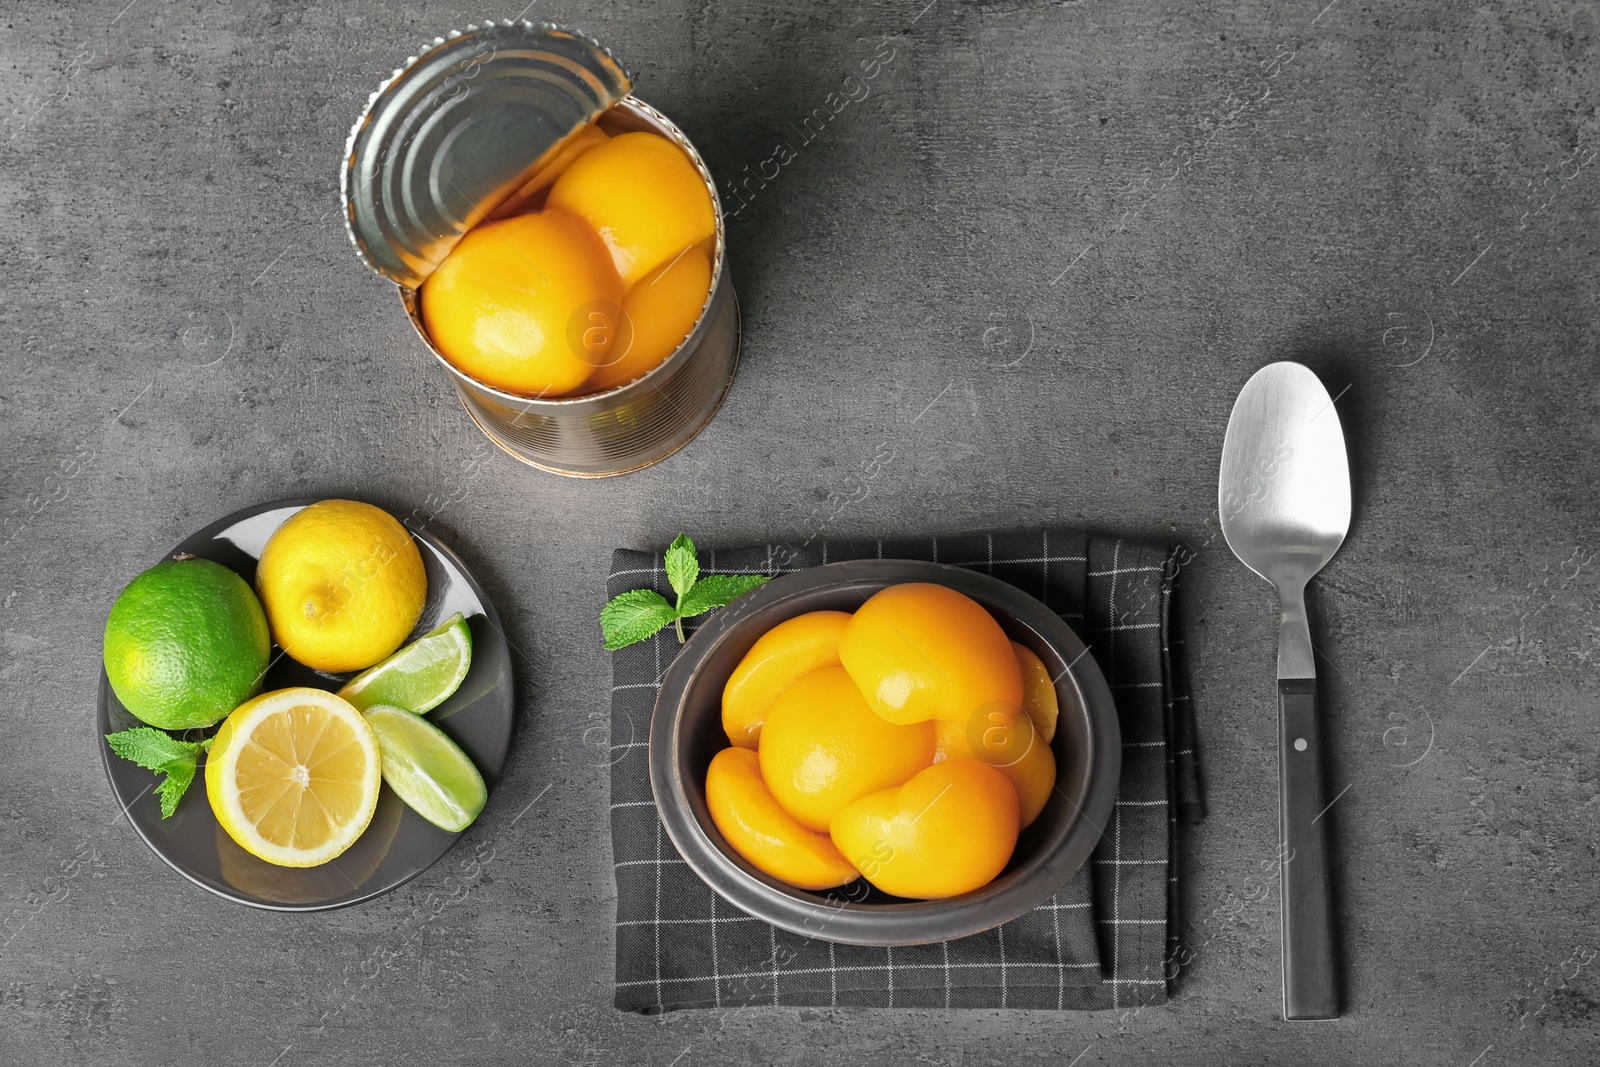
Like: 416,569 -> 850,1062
342,22 -> 739,477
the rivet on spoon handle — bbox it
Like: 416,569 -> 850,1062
1278,674 -> 1337,1019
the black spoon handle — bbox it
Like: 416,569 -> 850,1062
1278,677 -> 1339,1020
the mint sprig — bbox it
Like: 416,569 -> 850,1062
105,727 -> 212,819
601,533 -> 769,650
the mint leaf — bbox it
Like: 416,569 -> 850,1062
105,727 -> 200,771
155,760 -> 195,819
679,573 -> 770,618
664,533 -> 698,602
600,535 -> 772,650
105,727 -> 207,819
600,588 -> 678,650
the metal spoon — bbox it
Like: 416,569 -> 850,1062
1219,361 -> 1351,1021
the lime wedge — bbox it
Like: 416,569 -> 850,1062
363,705 -> 488,832
337,613 -> 472,714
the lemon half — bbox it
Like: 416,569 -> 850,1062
206,688 -> 381,868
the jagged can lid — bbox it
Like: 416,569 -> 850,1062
341,21 -> 631,289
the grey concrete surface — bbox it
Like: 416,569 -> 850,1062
3,0 -> 1598,1063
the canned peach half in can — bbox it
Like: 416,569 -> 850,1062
342,22 -> 739,477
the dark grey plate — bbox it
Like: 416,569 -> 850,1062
96,498 -> 514,911
650,559 -> 1121,946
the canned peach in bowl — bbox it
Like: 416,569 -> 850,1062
341,21 -> 739,477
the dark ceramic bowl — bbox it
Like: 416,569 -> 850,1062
649,559 -> 1120,946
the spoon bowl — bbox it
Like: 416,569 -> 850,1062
1219,363 -> 1351,675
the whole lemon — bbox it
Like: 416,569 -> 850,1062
256,500 -> 426,673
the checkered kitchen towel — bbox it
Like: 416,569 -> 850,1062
608,531 -> 1202,1012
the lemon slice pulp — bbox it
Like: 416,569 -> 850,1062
205,687 -> 381,868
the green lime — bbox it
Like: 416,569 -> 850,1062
102,558 -> 271,730
336,613 -> 472,714
362,705 -> 487,832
